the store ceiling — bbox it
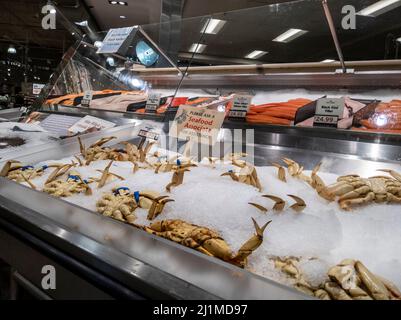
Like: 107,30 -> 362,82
1,0 -> 401,86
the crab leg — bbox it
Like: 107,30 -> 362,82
324,282 -> 353,300
377,169 -> 401,182
288,195 -> 306,212
21,173 -> 36,189
339,192 -> 375,210
232,218 -> 271,267
262,195 -> 286,211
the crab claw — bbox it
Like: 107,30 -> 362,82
232,218 -> 271,267
45,163 -> 75,184
0,160 -> 21,177
97,161 -> 115,188
77,137 -> 86,156
262,195 -> 286,211
377,169 -> 401,182
311,162 -> 326,191
89,136 -> 116,149
272,163 -> 286,182
221,171 -> 239,181
355,261 -> 390,300
21,172 -> 36,190
288,195 -> 306,212
248,202 -> 268,213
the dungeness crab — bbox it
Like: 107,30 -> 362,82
143,218 -> 271,268
274,258 -> 401,300
43,171 -> 92,197
317,169 -> 401,210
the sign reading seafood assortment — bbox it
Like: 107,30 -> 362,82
169,105 -> 225,144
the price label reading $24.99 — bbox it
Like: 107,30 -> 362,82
313,97 -> 345,128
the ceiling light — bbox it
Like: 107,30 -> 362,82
357,0 -> 401,17
7,46 -> 16,54
201,18 -> 226,35
50,8 -> 56,14
75,20 -> 88,27
245,50 -> 268,59
273,28 -> 308,43
321,59 -> 335,63
188,43 -> 206,53
120,15 -> 126,19
109,0 -> 127,4
397,37 -> 401,42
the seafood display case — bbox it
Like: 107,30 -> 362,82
1,0 -> 401,300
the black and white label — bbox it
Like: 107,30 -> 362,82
313,98 -> 344,128
81,90 -> 93,108
138,129 -> 159,141
145,92 -> 162,113
228,95 -> 252,120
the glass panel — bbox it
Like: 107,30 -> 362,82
330,0 -> 401,61
36,24 -> 201,115
190,0 -> 338,65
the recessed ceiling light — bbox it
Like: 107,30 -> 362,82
7,46 -> 16,54
201,18 -> 226,34
120,15 -> 126,19
397,37 -> 401,42
273,28 -> 308,43
357,0 -> 401,17
321,59 -> 335,63
108,0 -> 127,5
189,43 -> 206,53
245,50 -> 268,59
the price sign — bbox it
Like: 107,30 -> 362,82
145,92 -> 162,113
169,105 -> 225,145
68,115 -> 115,134
138,129 -> 159,141
97,26 -> 136,54
228,95 -> 252,120
81,91 -> 93,108
313,98 -> 345,128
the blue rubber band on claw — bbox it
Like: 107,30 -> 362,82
68,175 -> 80,182
176,159 -> 181,166
21,166 -> 34,171
133,191 -> 140,203
42,165 -> 48,170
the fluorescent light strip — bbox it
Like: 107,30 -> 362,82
245,50 -> 268,59
189,43 -> 206,53
357,0 -> 401,17
201,18 -> 226,34
273,28 -> 308,43
321,59 -> 335,63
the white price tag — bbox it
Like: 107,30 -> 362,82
81,90 -> 93,108
138,129 -> 159,141
97,26 -> 136,54
314,98 -> 345,128
229,95 -> 252,120
145,92 -> 162,113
